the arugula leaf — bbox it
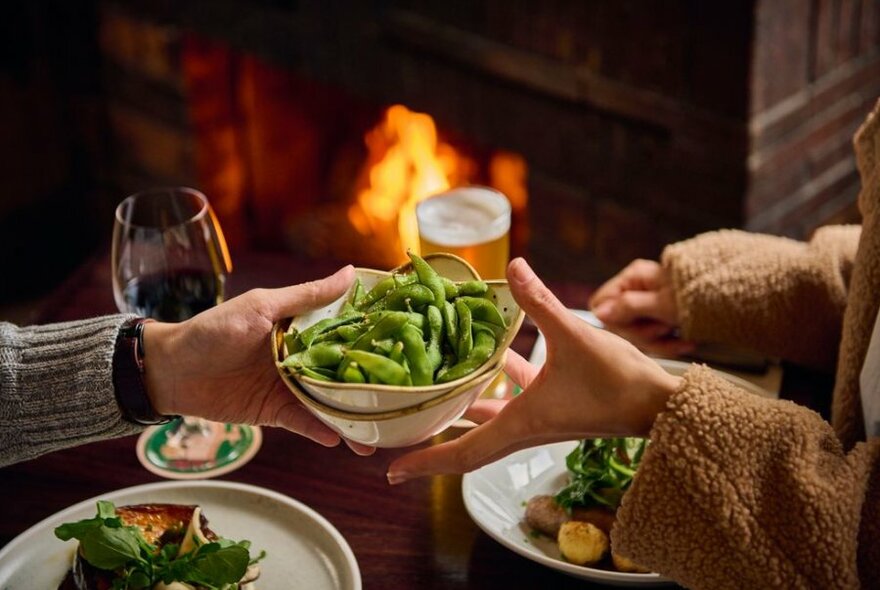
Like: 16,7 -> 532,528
188,544 -> 251,585
54,517 -> 103,541
555,438 -> 648,511
97,500 -> 118,520
79,524 -> 144,570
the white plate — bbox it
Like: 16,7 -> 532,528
0,480 -> 361,590
462,442 -> 672,587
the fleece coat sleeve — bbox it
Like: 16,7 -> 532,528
612,365 -> 880,589
661,225 -> 861,372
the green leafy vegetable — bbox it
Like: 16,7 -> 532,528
54,502 -> 266,590
555,438 -> 648,511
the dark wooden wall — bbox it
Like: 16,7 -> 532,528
747,0 -> 880,238
5,0 -> 880,297
99,0 -> 757,281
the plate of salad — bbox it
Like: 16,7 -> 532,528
0,480 -> 361,590
462,440 -> 673,586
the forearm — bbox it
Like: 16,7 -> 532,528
663,226 -> 861,370
0,315 -> 143,467
613,365 -> 879,588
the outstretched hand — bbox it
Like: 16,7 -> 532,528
386,258 -> 680,483
588,258 -> 693,356
142,266 -> 375,456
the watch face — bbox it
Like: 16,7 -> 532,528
136,420 -> 262,480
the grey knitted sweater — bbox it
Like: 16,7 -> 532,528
0,315 -> 144,467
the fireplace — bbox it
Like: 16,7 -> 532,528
94,0 -> 880,282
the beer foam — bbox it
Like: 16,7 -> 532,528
416,187 -> 511,247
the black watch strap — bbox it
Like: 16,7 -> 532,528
113,318 -> 176,425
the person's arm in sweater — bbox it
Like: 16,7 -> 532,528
0,315 -> 142,466
664,225 -> 861,371
0,266 -> 374,467
613,365 -> 879,589
590,225 -> 861,371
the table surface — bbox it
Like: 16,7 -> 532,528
0,250 -> 833,589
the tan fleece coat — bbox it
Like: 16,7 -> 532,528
613,100 -> 880,588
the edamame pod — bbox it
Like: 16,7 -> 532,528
443,300 -> 458,351
436,331 -> 496,383
299,311 -> 364,348
440,277 -> 459,299
458,296 -> 506,327
336,323 -> 368,342
408,251 -> 445,308
352,311 -> 409,351
425,305 -> 444,372
345,350 -> 411,385
282,342 -> 346,369
455,299 -> 473,360
297,366 -> 334,381
399,324 -> 432,385
357,273 -> 418,310
457,280 -> 489,296
351,278 -> 366,308
341,361 -> 367,383
384,283 -> 435,311
284,331 -> 303,355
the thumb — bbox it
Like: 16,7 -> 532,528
507,258 -> 570,341
267,265 -> 355,320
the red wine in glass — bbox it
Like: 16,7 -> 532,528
120,269 -> 223,323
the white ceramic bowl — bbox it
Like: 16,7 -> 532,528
273,323 -> 505,447
278,253 -> 524,413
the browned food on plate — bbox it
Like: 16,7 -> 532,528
525,495 -> 570,538
116,503 -> 215,546
558,520 -> 609,566
571,506 -> 617,535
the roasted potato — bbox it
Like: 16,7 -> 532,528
525,494 -> 569,538
558,520 -> 609,566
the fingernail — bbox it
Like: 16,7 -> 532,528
507,258 -> 535,286
386,471 -> 409,485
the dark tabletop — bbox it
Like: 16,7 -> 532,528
0,249 -> 832,589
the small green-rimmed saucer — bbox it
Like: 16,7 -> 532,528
136,420 -> 262,480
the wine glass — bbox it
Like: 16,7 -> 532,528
112,187 -> 258,478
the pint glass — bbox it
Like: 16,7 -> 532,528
417,186 -> 512,400
415,186 -> 511,279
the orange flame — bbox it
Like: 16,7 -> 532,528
348,104 -> 475,262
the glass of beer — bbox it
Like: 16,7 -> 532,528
417,186 -> 512,401
416,186 -> 511,279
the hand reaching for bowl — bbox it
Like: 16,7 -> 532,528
140,266 -> 375,456
588,259 -> 693,357
386,258 -> 682,483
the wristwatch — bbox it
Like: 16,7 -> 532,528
113,318 -> 176,425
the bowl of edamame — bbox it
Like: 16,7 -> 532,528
273,252 -> 524,416
273,342 -> 506,447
